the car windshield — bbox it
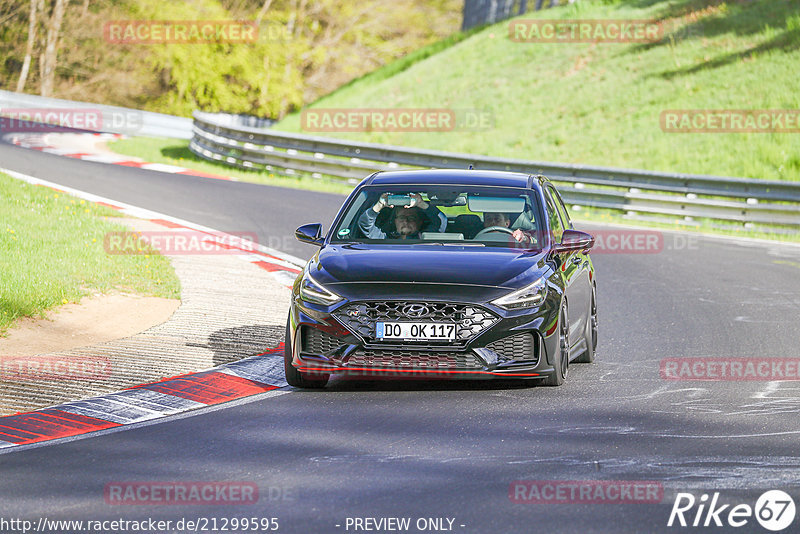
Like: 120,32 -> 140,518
331,185 -> 544,249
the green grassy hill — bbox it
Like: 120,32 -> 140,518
275,0 -> 800,181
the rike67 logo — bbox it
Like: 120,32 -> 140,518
668,490 -> 796,531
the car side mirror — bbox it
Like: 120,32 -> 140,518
295,223 -> 324,246
553,229 -> 594,253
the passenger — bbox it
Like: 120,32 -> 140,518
483,212 -> 530,243
359,193 -> 446,239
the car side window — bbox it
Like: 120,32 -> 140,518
543,188 -> 564,243
549,186 -> 572,229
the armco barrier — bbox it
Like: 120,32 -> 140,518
190,111 -> 800,230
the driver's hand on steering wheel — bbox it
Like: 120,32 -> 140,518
512,229 -> 528,243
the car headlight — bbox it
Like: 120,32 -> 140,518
491,277 -> 547,310
299,269 -> 342,306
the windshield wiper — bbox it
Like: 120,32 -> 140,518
427,242 -> 486,247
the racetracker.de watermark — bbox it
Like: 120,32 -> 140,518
0,108 -> 143,135
300,108 -> 494,132
299,367 -> 460,381
660,110 -> 800,133
0,108 -> 100,133
0,108 -> 142,134
591,230 -> 700,254
0,355 -> 111,381
503,229 -> 696,254
103,20 -> 258,44
341,356 -> 460,380
103,231 -> 258,255
509,19 -> 664,43
660,358 -> 800,381
104,482 -> 259,505
590,230 -> 663,254
509,480 -> 663,504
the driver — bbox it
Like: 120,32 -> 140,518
482,212 -> 530,243
359,193 -> 447,239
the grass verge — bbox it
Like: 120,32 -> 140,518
0,172 -> 181,335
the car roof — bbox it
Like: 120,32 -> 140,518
365,169 -> 540,189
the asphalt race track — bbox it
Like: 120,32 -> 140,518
2,139 -> 800,534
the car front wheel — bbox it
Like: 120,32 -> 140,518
541,303 -> 569,387
575,283 -> 597,364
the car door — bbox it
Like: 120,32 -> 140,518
553,184 -> 592,338
544,185 -> 588,345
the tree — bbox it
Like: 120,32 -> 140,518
40,0 -> 69,97
12,0 -> 71,96
16,0 -> 42,93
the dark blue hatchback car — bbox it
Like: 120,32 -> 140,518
285,169 -> 597,387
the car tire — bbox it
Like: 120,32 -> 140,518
575,283 -> 597,364
284,319 -> 329,389
541,303 -> 569,387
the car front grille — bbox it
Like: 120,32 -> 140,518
333,301 -> 498,344
301,327 -> 345,354
345,349 -> 484,370
485,333 -> 537,362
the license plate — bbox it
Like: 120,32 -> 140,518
376,322 -> 456,341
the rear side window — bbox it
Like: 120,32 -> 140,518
543,188 -> 564,242
548,184 -> 572,229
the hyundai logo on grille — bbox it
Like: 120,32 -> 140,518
401,304 -> 431,318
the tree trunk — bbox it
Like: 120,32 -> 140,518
255,0 -> 273,27
279,0 -> 305,119
15,0 -> 40,93
40,0 -> 68,97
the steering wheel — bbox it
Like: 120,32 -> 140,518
474,226 -> 514,238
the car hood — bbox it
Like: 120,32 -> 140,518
308,244 -> 549,289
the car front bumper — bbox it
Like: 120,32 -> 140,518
288,295 -> 562,380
